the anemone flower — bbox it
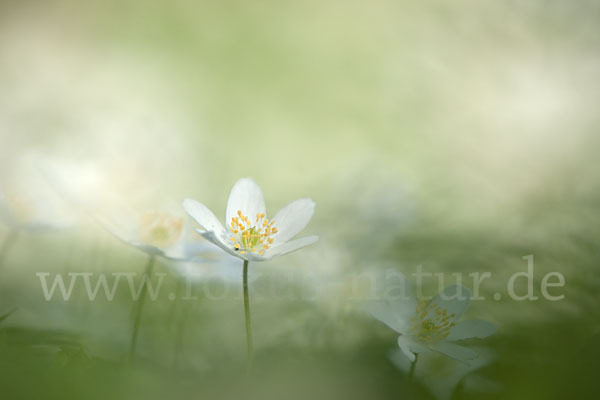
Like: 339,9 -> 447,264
95,209 -> 216,261
0,185 -> 74,270
389,346 -> 498,400
366,276 -> 496,379
39,157 -> 222,362
183,178 -> 318,367
183,178 -> 318,261
95,208 -> 220,362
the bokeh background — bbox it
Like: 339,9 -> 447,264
1,0 -> 599,399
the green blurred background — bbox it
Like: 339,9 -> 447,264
1,0 -> 599,399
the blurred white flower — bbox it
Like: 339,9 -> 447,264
183,178 -> 318,261
96,209 -> 217,261
38,157 -> 218,262
389,347 -> 498,400
366,278 -> 496,363
0,181 -> 74,232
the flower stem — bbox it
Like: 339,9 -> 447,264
129,254 -> 156,363
172,286 -> 193,369
167,277 -> 183,331
242,259 -> 254,369
0,229 -> 19,270
408,353 -> 419,383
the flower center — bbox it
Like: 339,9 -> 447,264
229,210 -> 278,255
139,212 -> 184,249
409,300 -> 456,343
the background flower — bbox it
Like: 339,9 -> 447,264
389,347 -> 499,400
95,208 -> 217,262
366,276 -> 497,362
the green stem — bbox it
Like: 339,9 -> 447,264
129,254 -> 156,363
172,285 -> 193,369
408,353 -> 419,383
242,259 -> 254,369
0,229 -> 19,270
167,276 -> 183,331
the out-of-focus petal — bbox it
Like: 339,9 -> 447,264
429,342 -> 478,362
446,319 -> 497,341
428,285 -> 471,321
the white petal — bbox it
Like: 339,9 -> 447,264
271,198 -> 315,245
366,268 -> 417,333
397,335 -> 430,362
265,235 -> 318,258
364,270 -> 416,334
195,230 -> 239,258
429,285 -> 471,321
93,212 -> 138,245
241,252 -> 270,262
183,199 -> 225,234
162,233 -> 217,261
225,178 -> 266,225
388,348 -> 413,373
447,319 -> 497,341
365,300 -> 407,334
429,342 -> 478,362
399,343 -> 416,362
195,229 -> 269,262
93,212 -> 176,259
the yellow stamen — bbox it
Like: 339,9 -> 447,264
410,300 -> 455,343
139,212 -> 184,249
228,209 -> 278,254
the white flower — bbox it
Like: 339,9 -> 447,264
183,178 -> 318,261
366,278 -> 496,363
389,347 -> 498,400
96,209 -> 216,261
0,185 -> 74,232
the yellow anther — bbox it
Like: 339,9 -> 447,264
410,301 -> 455,343
228,210 -> 278,254
139,212 -> 184,249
